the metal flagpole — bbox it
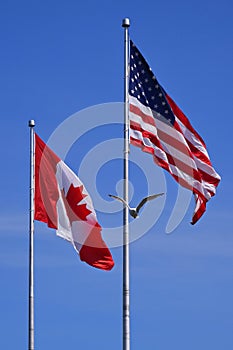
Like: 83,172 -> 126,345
122,18 -> 130,350
28,119 -> 35,350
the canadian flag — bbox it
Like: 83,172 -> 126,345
34,133 -> 114,271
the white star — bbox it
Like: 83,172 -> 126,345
152,76 -> 156,80
138,61 -> 142,65
131,78 -> 134,82
148,87 -> 152,91
151,96 -> 155,100
159,93 -> 162,97
165,110 -> 168,114
131,55 -> 134,59
145,78 -> 148,83
154,104 -> 158,109
162,101 -> 166,105
155,84 -> 159,89
131,90 -> 134,94
141,69 -> 145,74
138,95 -> 141,99
135,52 -> 139,56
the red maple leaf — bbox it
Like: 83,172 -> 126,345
61,184 -> 92,223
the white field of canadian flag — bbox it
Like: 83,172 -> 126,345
34,133 -> 114,271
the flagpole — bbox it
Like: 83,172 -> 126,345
28,119 -> 35,350
122,17 -> 130,350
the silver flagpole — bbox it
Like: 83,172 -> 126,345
122,18 -> 130,350
28,119 -> 35,350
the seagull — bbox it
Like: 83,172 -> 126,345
108,193 -> 164,219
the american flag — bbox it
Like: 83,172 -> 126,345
129,40 -> 220,224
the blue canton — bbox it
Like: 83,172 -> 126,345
129,40 -> 175,126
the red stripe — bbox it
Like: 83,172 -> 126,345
157,128 -> 193,158
166,94 -> 206,148
130,137 -> 170,172
196,167 -> 220,188
186,139 -> 212,168
130,103 -> 156,127
130,104 -> 219,191
130,103 -> 201,167
170,172 -> 202,197
34,134 -> 60,229
191,198 -> 206,225
130,136 -> 206,201
130,122 -> 202,183
166,95 -> 218,173
130,120 -> 163,150
166,153 -> 201,181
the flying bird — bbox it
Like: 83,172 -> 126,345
108,193 -> 164,218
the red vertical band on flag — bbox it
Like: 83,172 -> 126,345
34,133 -> 60,229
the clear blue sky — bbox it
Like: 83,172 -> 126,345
0,0 -> 232,349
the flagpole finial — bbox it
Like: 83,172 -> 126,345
122,18 -> 130,27
28,120 -> 35,127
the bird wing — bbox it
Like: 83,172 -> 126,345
136,193 -> 164,213
108,194 -> 129,208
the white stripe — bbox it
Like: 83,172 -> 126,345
130,98 -> 195,158
176,118 -> 220,184
176,118 -> 210,159
140,109 -> 220,183
130,128 -> 169,164
130,96 -> 218,182
130,96 -> 216,201
130,109 -> 158,135
131,128 -> 211,200
129,95 -> 154,118
194,195 -> 202,213
160,140 -> 197,171
130,110 -> 198,172
202,181 -> 216,195
169,164 -> 211,200
193,156 -> 221,181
